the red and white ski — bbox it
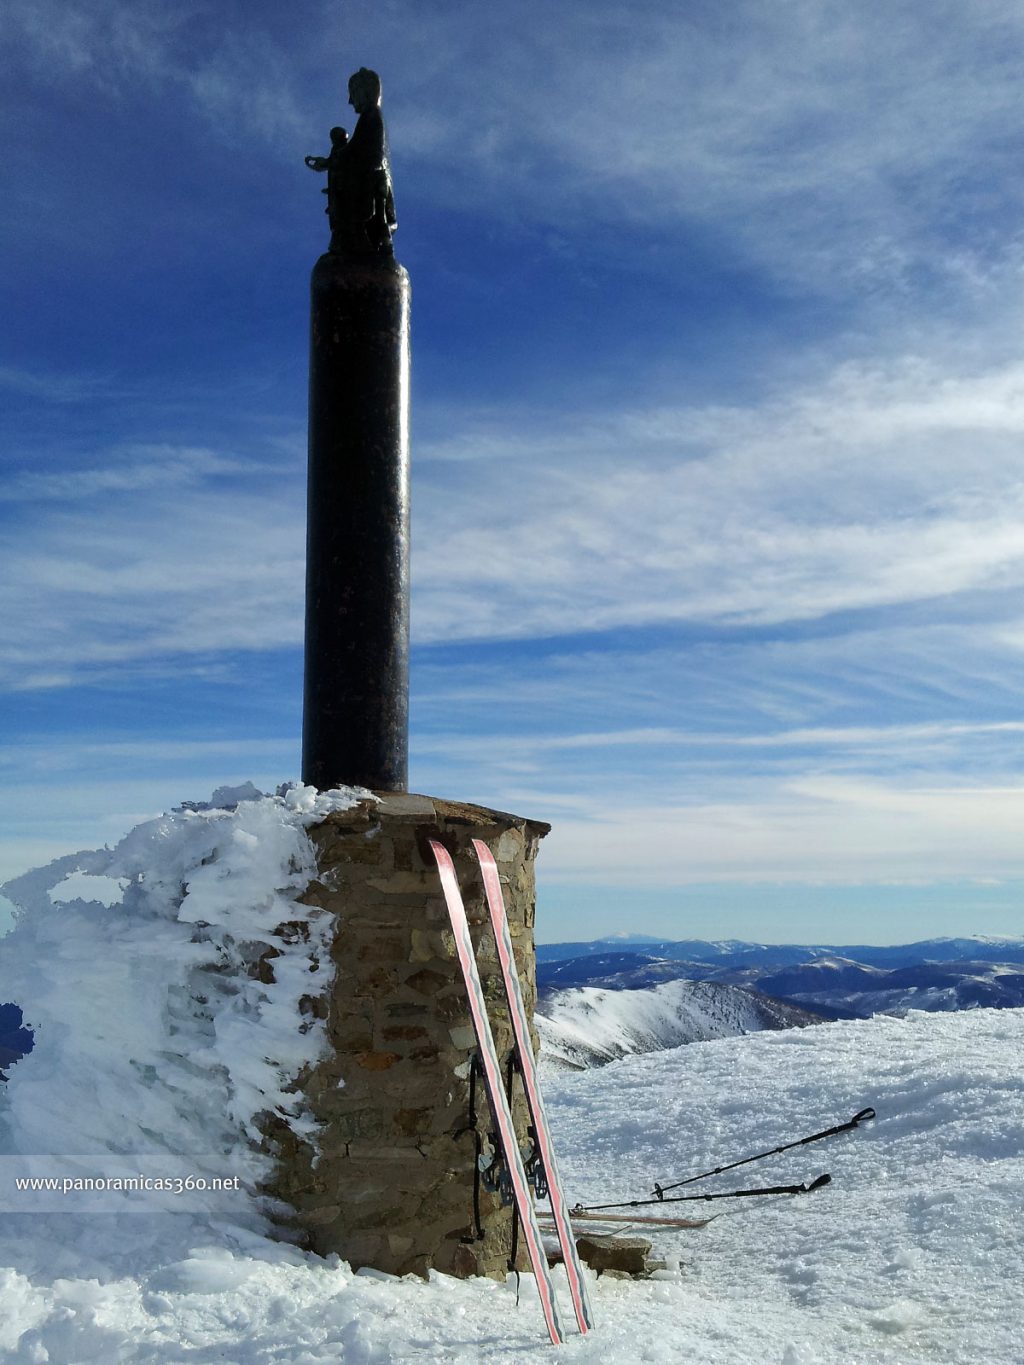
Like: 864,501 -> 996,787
429,840 -> 565,1347
472,838 -> 596,1335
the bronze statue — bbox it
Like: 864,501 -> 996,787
305,68 -> 397,255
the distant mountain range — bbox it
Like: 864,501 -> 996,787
536,934 -> 1024,1023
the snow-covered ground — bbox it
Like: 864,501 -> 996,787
0,784 -> 365,1199
0,1008 -> 1021,1362
1,791 -> 1021,1361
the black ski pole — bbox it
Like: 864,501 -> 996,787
576,1173 -> 831,1214
651,1107 -> 874,1199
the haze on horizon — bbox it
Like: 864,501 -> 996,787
3,0 -> 1024,944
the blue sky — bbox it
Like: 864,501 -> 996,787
3,0 -> 1024,944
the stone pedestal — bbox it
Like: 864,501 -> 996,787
270,791 -> 549,1279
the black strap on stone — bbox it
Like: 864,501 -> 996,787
456,1054 -> 486,1242
503,1049 -> 523,1290
509,1200 -> 521,1272
504,1050 -> 518,1100
652,1107 -> 875,1199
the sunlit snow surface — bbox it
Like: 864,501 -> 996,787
0,785 -> 366,1186
0,1009 -> 1021,1361
1,793 -> 1021,1360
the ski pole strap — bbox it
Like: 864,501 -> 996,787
456,1055 -> 486,1243
454,1053 -> 484,1144
496,1016 -> 523,1282
652,1107 -> 875,1197
579,1173 -> 831,1213
507,1193 -> 523,1307
793,1108 -> 875,1144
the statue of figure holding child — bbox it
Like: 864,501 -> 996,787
305,68 -> 397,256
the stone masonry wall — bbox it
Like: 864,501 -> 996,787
269,791 -> 550,1279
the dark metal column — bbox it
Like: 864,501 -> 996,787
301,251 -> 410,792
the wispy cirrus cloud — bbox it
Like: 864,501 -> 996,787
9,0 -> 1024,297
362,0 -> 1024,295
0,472 -> 305,690
7,342 -> 1024,689
537,777 -> 1024,888
414,350 -> 1024,642
0,446 -> 259,502
0,366 -> 117,404
6,0 -> 1024,943
414,720 -> 1024,761
2,0 -> 307,146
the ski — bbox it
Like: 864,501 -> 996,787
473,838 -> 596,1336
429,840 -> 565,1347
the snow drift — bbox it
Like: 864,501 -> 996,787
2,796 -> 1023,1361
0,1007 -> 1021,1361
0,784 -> 362,1219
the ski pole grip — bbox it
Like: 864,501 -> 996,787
807,1173 -> 832,1191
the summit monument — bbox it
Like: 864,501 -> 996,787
302,67 -> 409,793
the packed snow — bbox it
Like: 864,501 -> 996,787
0,783 -> 366,1215
0,1009 -> 1021,1361
1,794 -> 1023,1361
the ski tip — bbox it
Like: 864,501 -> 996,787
471,836 -> 495,865
427,838 -> 453,868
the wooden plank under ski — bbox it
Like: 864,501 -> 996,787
541,1209 -> 716,1229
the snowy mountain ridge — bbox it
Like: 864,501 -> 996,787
537,978 -> 823,1070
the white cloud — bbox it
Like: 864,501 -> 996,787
413,352 -> 1024,642
10,1 -> 1024,293
414,719 -> 1024,760
6,344 -> 1024,688
361,0 -> 1024,294
0,474 -> 305,688
7,1 -> 1024,926
0,366 -> 114,404
3,0 -> 307,146
0,762 -> 297,888
0,446 -> 255,502
0,737 -> 293,778
539,777 -> 1024,887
